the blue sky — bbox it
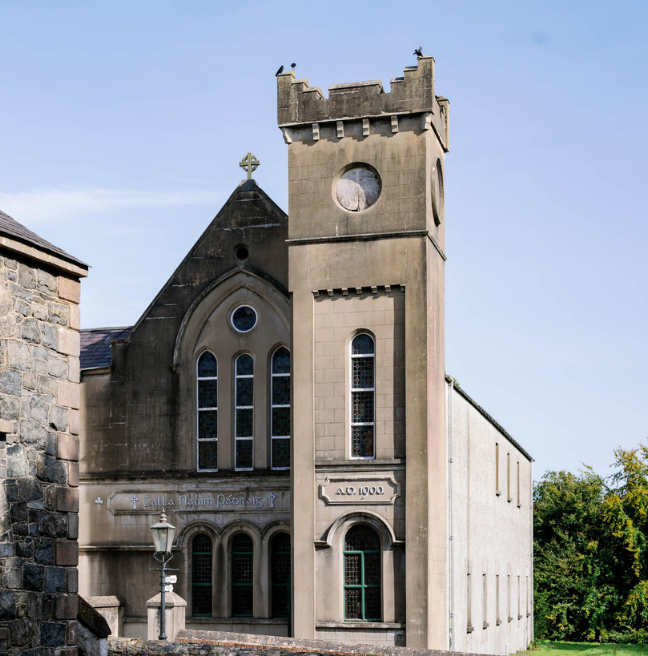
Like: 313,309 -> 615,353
1,0 -> 646,479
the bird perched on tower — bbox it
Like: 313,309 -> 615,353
414,47 -> 423,58
275,65 -> 284,76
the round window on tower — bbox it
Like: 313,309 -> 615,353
231,305 -> 257,333
334,164 -> 381,212
432,159 -> 444,226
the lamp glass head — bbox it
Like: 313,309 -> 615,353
150,511 -> 176,553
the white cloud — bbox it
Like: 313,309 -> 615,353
0,187 -> 223,225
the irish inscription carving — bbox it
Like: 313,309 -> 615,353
106,490 -> 284,515
319,475 -> 400,505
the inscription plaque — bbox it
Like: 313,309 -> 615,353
319,474 -> 400,505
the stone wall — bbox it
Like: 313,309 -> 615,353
0,251 -> 83,654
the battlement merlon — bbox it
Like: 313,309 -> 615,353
277,56 -> 449,151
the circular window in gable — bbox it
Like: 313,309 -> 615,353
231,305 -> 257,333
335,164 -> 381,212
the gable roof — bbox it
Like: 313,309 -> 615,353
80,327 -> 131,370
0,209 -> 87,267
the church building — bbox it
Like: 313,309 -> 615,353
78,57 -> 533,654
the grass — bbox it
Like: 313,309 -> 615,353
523,641 -> 647,656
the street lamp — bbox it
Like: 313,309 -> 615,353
150,511 -> 176,640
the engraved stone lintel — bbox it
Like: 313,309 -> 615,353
336,121 -> 344,139
312,123 -> 320,141
319,474 -> 400,505
362,118 -> 370,137
391,115 -> 399,133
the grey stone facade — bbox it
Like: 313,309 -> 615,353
0,213 -> 88,654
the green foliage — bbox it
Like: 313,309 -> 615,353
534,444 -> 648,643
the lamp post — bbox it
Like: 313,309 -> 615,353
149,511 -> 176,640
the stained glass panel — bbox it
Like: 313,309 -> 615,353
198,410 -> 218,440
236,440 -> 253,469
272,347 -> 290,374
272,438 -> 290,469
344,553 -> 361,585
198,379 -> 218,408
236,354 -> 254,375
236,377 -> 254,406
352,334 -> 374,355
352,426 -> 374,458
352,391 -> 374,423
198,352 -> 217,377
236,409 -> 253,437
198,440 -> 218,470
365,587 -> 381,620
272,376 -> 290,405
272,407 -> 290,437
345,588 -> 362,620
345,526 -> 380,551
192,534 -> 212,616
352,358 -> 374,389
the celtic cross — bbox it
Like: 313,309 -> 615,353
239,152 -> 260,180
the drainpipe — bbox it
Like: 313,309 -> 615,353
448,379 -> 455,650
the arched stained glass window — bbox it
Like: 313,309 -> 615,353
235,354 -> 254,470
232,533 -> 253,617
271,347 -> 291,470
197,352 -> 218,471
271,533 -> 291,618
192,534 -> 213,616
350,334 -> 375,458
344,526 -> 381,621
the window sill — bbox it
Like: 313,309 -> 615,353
316,622 -> 404,630
467,626 -> 474,634
483,622 -> 489,629
189,617 -> 288,624
496,620 -> 502,626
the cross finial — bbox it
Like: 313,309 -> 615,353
239,152 -> 260,180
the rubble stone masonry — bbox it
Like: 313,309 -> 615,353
0,251 -> 84,655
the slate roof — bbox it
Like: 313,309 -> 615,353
80,327 -> 131,370
0,208 -> 87,267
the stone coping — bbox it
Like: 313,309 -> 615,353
174,629 -> 485,656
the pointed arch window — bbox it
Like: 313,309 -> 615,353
232,533 -> 253,617
271,532 -> 291,618
197,352 -> 218,471
192,534 -> 213,617
271,347 -> 291,469
350,334 -> 375,459
235,354 -> 254,471
344,525 -> 381,621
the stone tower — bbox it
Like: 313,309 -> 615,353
278,58 -> 450,648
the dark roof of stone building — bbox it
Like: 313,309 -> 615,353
0,208 -> 87,267
81,327 -> 131,370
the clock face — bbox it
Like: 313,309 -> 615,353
335,165 -> 381,212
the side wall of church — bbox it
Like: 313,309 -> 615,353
447,383 -> 533,655
0,249 -> 85,654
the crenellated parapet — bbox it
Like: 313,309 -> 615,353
277,56 -> 449,151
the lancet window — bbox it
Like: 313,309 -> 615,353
197,352 -> 218,471
232,533 -> 253,617
271,532 -> 291,618
350,334 -> 375,458
271,347 -> 291,469
191,534 -> 213,616
235,354 -> 254,470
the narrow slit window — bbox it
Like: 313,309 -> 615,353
483,574 -> 488,629
496,574 -> 501,625
235,354 -> 254,471
495,443 -> 501,495
467,571 -> 473,632
192,534 -> 213,617
526,575 -> 530,617
507,574 -> 512,621
271,347 -> 291,470
350,334 -> 375,459
197,352 -> 218,471
344,525 -> 381,621
232,533 -> 253,617
517,575 -> 521,619
517,461 -> 521,507
271,533 -> 291,618
507,453 -> 511,502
